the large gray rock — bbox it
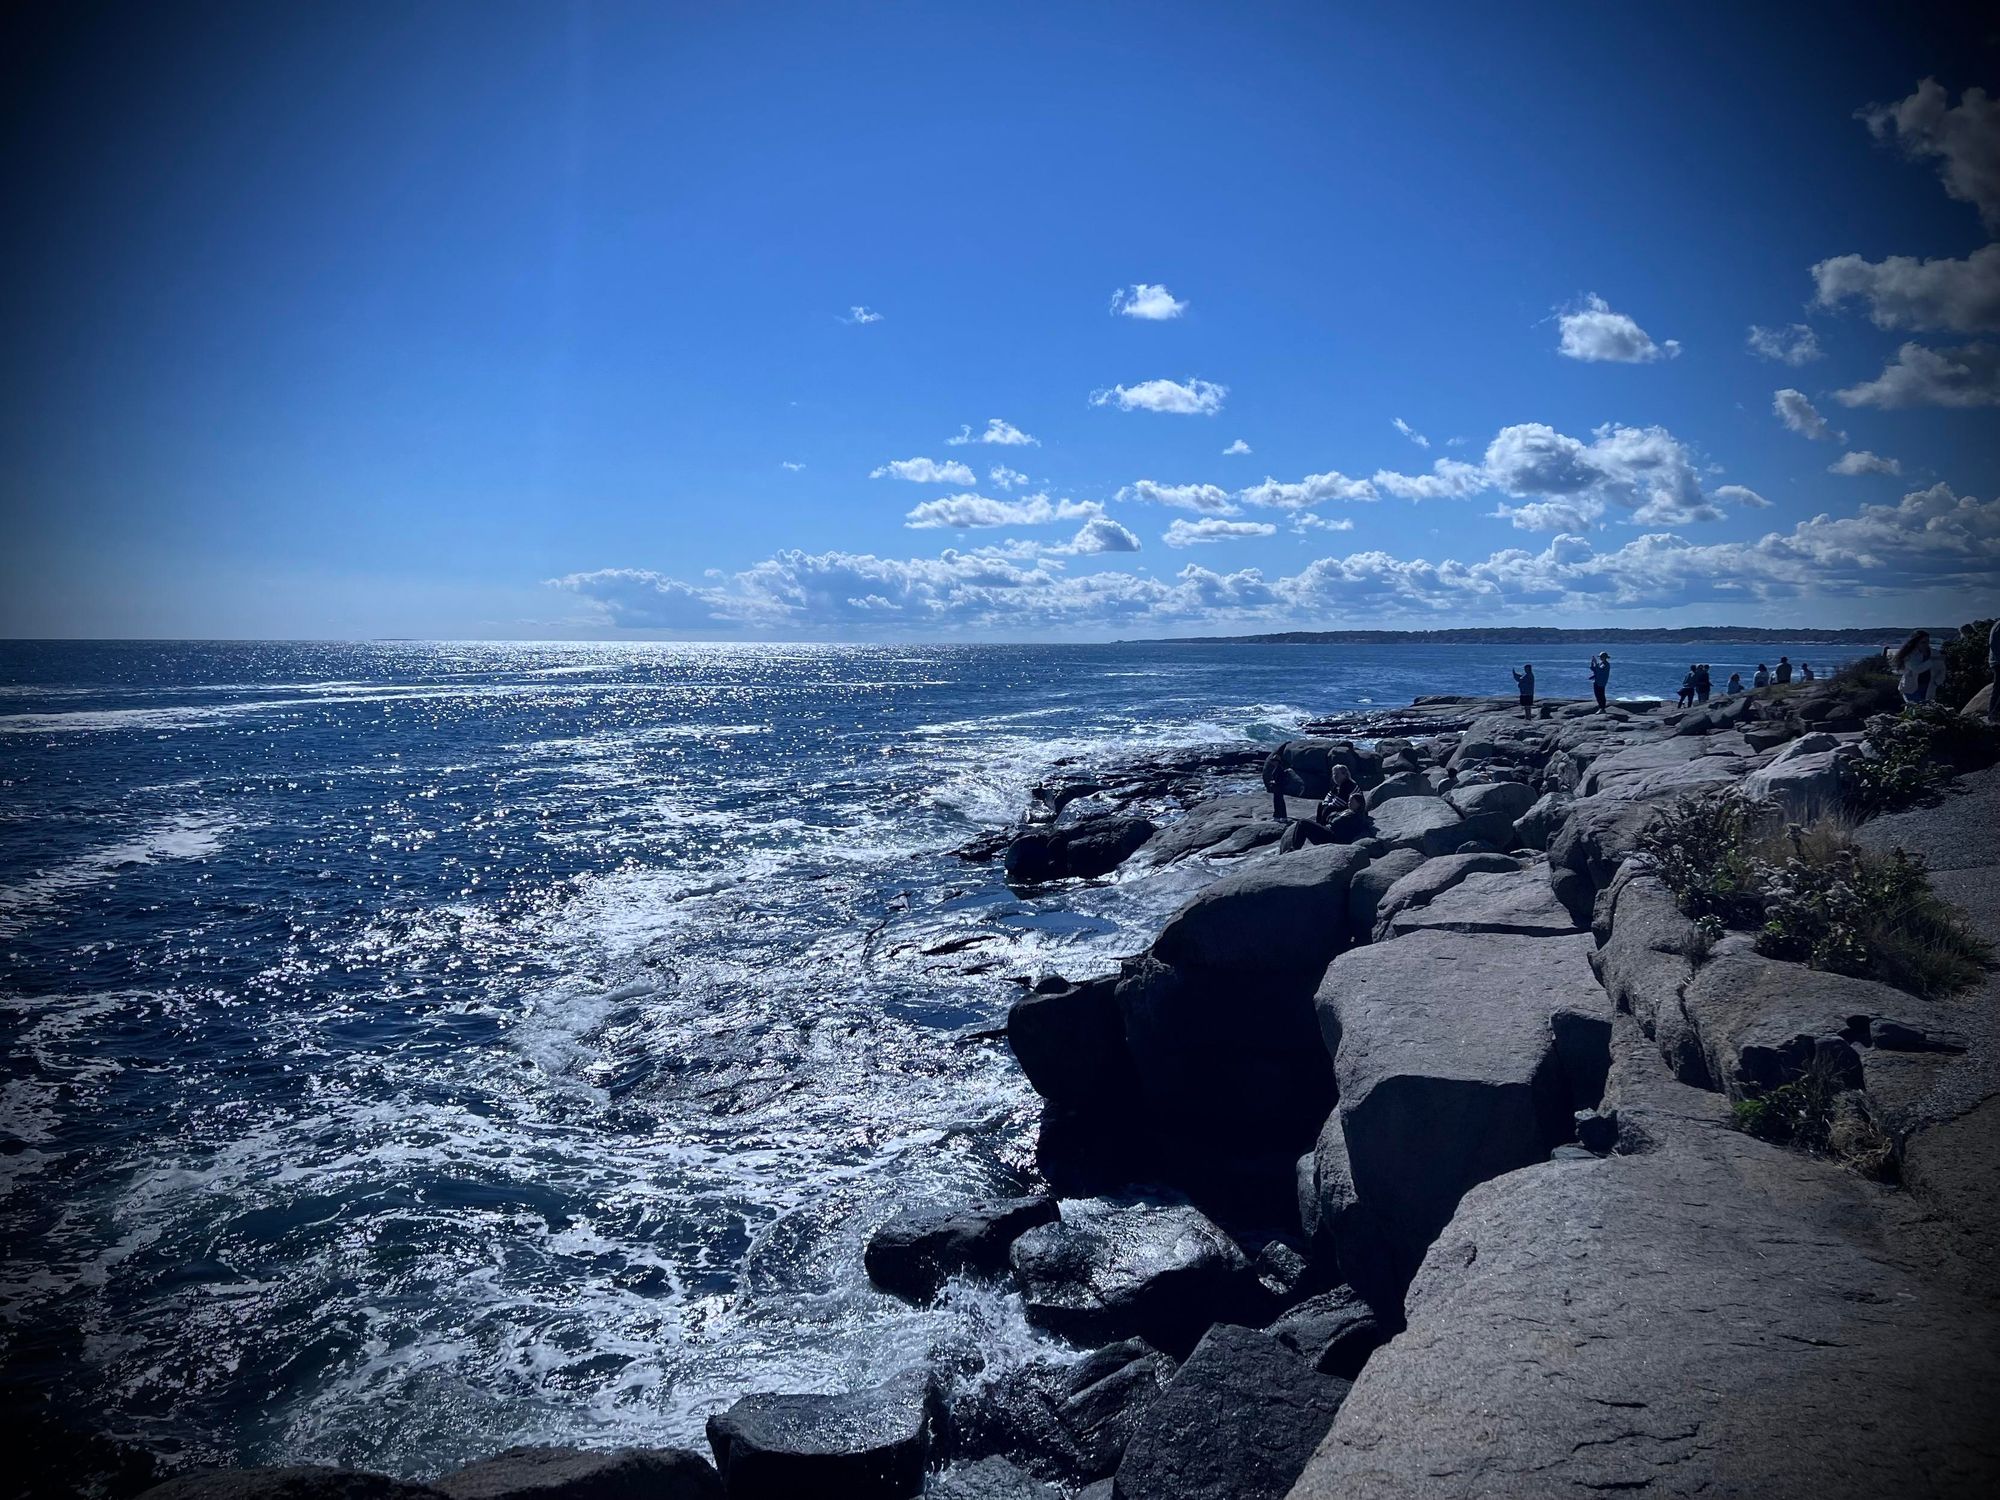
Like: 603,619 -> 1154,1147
1308,930 -> 1612,1301
923,1457 -> 1059,1498
1291,1105 -> 2000,1497
1343,848 -> 1426,939
865,1196 -> 1059,1303
1740,733 -> 1857,820
1276,738 -> 1381,796
1592,869 -> 1710,1086
1112,1325 -> 1350,1500
434,1449 -> 719,1500
1362,796 -> 1469,857
1443,779 -> 1538,823
1379,866 -> 1580,938
1004,816 -> 1156,884
1265,1285 -> 1389,1379
1141,795 -> 1283,864
1151,842 -> 1369,976
1580,732 -> 1757,801
945,1339 -> 1176,1483
1363,770 -> 1432,809
138,1474 -> 442,1500
1446,714 -> 1551,772
1009,1199 -> 1254,1354
705,1372 -> 940,1500
1511,790 -> 1568,850
1007,975 -> 1134,1108
1368,851 -> 1520,937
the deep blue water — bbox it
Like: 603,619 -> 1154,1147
0,639 -> 1857,1476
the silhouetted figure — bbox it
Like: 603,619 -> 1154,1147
1800,662 -> 1814,682
1694,663 -> 1712,702
1676,670 -> 1695,710
1262,748 -> 1287,820
1512,663 -> 1535,720
1775,655 -> 1792,685
1590,652 -> 1611,712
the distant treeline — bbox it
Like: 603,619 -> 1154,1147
1124,626 -> 1938,646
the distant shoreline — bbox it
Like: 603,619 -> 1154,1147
1118,626 -> 1932,646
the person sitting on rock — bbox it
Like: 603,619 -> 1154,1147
1261,747 -> 1289,820
1694,663 -> 1712,702
1800,661 -> 1814,682
1322,791 -> 1371,843
1726,671 -> 1745,694
1590,652 -> 1612,712
1775,655 -> 1793,685
1753,662 -> 1770,689
1512,663 -> 1535,720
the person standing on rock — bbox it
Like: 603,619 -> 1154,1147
1512,663 -> 1535,720
1262,747 -> 1289,820
1890,630 -> 1934,704
1589,652 -> 1612,712
1775,655 -> 1793,685
1676,668 -> 1695,710
1694,663 -> 1712,702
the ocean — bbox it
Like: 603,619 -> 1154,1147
0,638 -> 1857,1477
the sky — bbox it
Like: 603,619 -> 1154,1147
2,0 -> 1998,641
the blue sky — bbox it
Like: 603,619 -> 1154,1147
3,1 -> 1997,639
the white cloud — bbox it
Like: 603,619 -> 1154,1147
1481,422 -> 1710,523
904,493 -> 1101,529
1115,479 -> 1239,514
1238,470 -> 1378,510
780,461 -> 806,471
842,306 -> 884,324
1109,283 -> 1188,320
552,484 -> 2000,633
1059,517 -> 1142,554
988,465 -> 1030,490
1291,513 -> 1356,534
1392,417 -> 1430,448
1860,80 -> 2000,229
1746,323 -> 1823,365
1492,497 -> 1607,532
1556,294 -> 1681,363
1812,244 -> 2000,333
1829,450 -> 1903,476
1711,484 -> 1773,508
1834,342 -> 2000,408
1164,518 -> 1278,547
1774,387 -> 1842,440
1089,377 -> 1228,415
871,456 -> 978,485
1222,438 -> 1251,455
1370,459 -> 1486,501
948,418 -> 1040,447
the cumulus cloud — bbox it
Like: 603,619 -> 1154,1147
1492,497 -> 1607,532
1115,479 -> 1239,514
1370,460 -> 1485,501
842,306 -> 884,324
780,461 -> 806,471
1089,377 -> 1228,415
904,493 -> 1102,529
1291,513 -> 1356,534
1711,484 -> 1773,508
1829,450 -> 1903,476
1834,341 -> 2000,408
1109,283 -> 1188,320
1747,323 -> 1823,364
989,465 -> 1030,490
1774,388 -> 1842,440
1860,80 -> 2000,229
1393,417 -> 1430,448
871,456 -> 978,485
1238,470 -> 1378,510
948,418 -> 1040,446
1556,294 -> 1681,362
553,483 -> 2000,634
1059,517 -> 1142,554
1222,438 -> 1251,455
1812,245 -> 2000,333
1164,518 -> 1278,547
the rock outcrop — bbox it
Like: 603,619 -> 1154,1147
434,1448 -> 720,1500
864,1196 -> 1059,1303
1003,816 -> 1156,884
137,1474 -> 445,1500
704,1373 -> 940,1500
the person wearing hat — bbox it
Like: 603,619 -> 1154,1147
1589,651 -> 1612,712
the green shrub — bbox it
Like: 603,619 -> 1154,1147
1633,794 -> 1776,927
1846,703 -> 2000,815
1940,619 -> 1994,710
1731,1053 -> 1896,1179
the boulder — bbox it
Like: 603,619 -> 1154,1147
1363,771 -> 1432,809
435,1450 -> 720,1500
1111,1325 -> 1350,1500
865,1196 -> 1059,1303
1963,683 -> 1993,718
1151,843 -> 1369,977
1344,848 -> 1426,938
1445,714 -> 1550,772
1291,1110 -> 2000,1497
1581,734 -> 1757,801
1379,867 -> 1580,939
1266,1285 -> 1389,1379
1443,780 -> 1537,823
946,1342 -> 1174,1483
1368,851 -> 1519,937
1592,870 -> 1710,1086
1004,817 -> 1156,884
1053,1340 -> 1178,1477
1362,796 -> 1468,857
922,1458 -> 1059,1499
1277,738 -> 1382,796
705,1372 -> 940,1500
1510,790 -> 1569,851
1141,795 -> 1283,864
1741,733 -> 1857,820
1008,1199 -> 1255,1355
1309,930 -> 1612,1302
137,1475 -> 443,1500
1007,975 -> 1134,1108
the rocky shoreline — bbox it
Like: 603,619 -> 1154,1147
64,677 -> 2000,1500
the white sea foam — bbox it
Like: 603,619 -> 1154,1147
0,813 -> 235,937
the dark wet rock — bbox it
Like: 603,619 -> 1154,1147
434,1449 -> 720,1500
1379,866 -> 1579,939
1343,847 -> 1425,939
1008,1199 -> 1255,1355
1292,1099 -> 2000,1497
922,1457 -> 1058,1499
1368,851 -> 1519,937
1251,1238 -> 1313,1303
1151,843 -> 1369,977
1307,930 -> 1612,1302
1112,1324 -> 1350,1500
1033,1098 -> 1157,1198
1055,1340 -> 1178,1476
1003,816 -> 1156,885
1266,1285 -> 1389,1379
1362,795 -> 1468,857
1572,1107 -> 1618,1153
1007,974 -> 1135,1109
1274,738 -> 1382,796
948,1339 -> 1176,1485
866,1196 -> 1059,1303
137,1473 -> 443,1500
1141,795 -> 1284,864
705,1372 -> 940,1500
18,1412 -> 165,1500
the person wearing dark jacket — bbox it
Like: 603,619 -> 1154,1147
1694,663 -> 1712,702
1775,655 -> 1793,685
1589,652 -> 1611,712
1512,663 -> 1535,720
1261,748 -> 1288,820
